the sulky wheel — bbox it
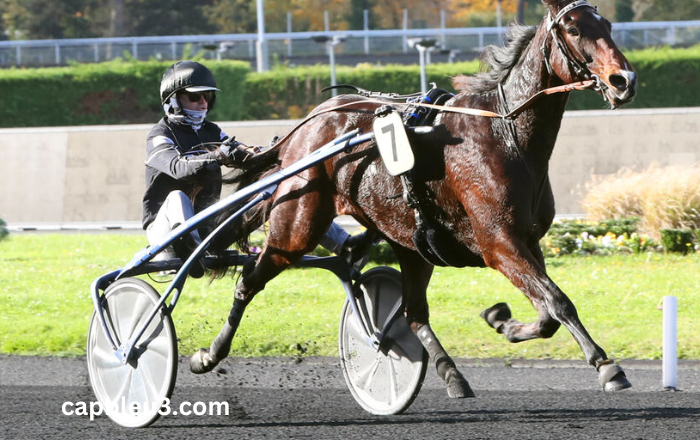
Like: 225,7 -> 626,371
338,267 -> 428,415
86,278 -> 177,428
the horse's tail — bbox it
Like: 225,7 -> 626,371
210,147 -> 281,255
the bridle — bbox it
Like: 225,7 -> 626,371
541,0 -> 607,94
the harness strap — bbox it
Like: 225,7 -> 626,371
501,79 -> 596,118
266,80 -> 596,153
497,82 -> 519,152
414,80 -> 596,120
322,84 -> 424,101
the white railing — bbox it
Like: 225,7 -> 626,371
0,20 -> 698,68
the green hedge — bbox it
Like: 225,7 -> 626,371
542,218 -> 700,255
241,61 -> 481,120
0,59 -> 250,127
245,45 -> 700,119
567,44 -> 700,110
660,229 -> 697,254
0,44 -> 698,128
0,219 -> 8,242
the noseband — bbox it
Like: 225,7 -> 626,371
541,0 -> 606,92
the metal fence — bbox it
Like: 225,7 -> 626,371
0,20 -> 698,68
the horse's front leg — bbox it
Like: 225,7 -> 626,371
481,244 -> 562,343
481,239 -> 631,391
393,245 -> 475,398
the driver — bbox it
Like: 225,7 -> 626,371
143,60 -> 374,277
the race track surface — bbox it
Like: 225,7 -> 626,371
1,356 -> 699,439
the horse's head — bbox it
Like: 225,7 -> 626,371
542,0 -> 636,108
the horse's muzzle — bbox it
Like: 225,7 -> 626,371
606,70 -> 637,107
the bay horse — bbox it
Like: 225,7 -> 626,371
192,0 -> 637,396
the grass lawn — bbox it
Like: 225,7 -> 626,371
1,233 -> 699,361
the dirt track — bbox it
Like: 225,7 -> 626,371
2,356 -> 699,439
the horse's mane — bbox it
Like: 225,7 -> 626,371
453,25 -> 538,94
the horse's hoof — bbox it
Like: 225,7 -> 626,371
604,372 -> 632,391
598,362 -> 632,391
189,348 -> 217,374
480,302 -> 512,331
445,369 -> 476,398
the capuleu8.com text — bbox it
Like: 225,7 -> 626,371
62,397 -> 229,420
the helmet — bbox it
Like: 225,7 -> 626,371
159,60 -> 221,109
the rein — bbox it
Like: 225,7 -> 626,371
408,80 -> 596,120
266,79 -> 596,152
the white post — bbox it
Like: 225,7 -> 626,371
663,295 -> 678,390
287,12 -> 293,57
363,9 -> 369,54
402,9 -> 408,53
497,0 -> 503,44
324,10 -> 330,32
329,42 -> 337,97
440,9 -> 446,47
667,26 -> 676,46
256,0 -> 269,72
418,46 -> 427,94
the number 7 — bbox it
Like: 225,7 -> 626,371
381,124 -> 398,161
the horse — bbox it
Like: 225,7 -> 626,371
191,0 -> 637,397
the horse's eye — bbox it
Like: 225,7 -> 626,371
566,27 -> 580,37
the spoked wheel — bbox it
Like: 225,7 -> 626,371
86,278 -> 178,428
339,267 -> 428,415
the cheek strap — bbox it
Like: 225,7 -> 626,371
541,0 -> 595,76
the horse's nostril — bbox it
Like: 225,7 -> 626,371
609,74 -> 628,91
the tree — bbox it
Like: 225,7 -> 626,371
203,0 -> 351,34
297,0 -> 352,31
0,1 -> 8,40
448,0 -> 518,27
1,0 -> 103,39
125,0 -> 215,36
640,0 -> 700,21
615,0 -> 634,22
348,0 -> 377,30
266,0 -> 296,32
514,0 -> 546,25
0,0 -> 117,40
109,0 -> 125,37
371,0 -> 447,29
203,0 -> 257,34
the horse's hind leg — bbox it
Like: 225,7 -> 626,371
394,245 -> 475,398
191,176 -> 335,374
481,241 -> 631,391
189,253 -> 288,374
190,243 -> 313,373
